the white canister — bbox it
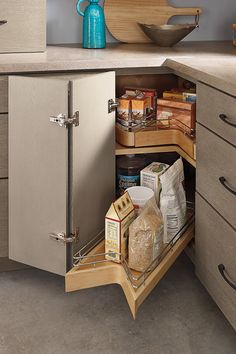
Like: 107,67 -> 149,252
126,186 -> 154,211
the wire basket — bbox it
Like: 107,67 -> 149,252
73,202 -> 194,289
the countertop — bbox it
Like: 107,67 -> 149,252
0,41 -> 236,95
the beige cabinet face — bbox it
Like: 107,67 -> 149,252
0,0 -> 46,53
9,76 -> 69,275
0,179 -> 8,258
71,72 -> 116,254
0,114 -> 8,178
8,72 -> 116,275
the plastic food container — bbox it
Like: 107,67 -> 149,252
126,186 -> 154,211
116,155 -> 146,196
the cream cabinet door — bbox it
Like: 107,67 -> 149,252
9,72 -> 116,275
71,73 -> 116,256
0,0 -> 46,53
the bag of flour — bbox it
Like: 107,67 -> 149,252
128,198 -> 164,272
160,158 -> 186,244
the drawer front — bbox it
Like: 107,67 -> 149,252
0,77 -> 8,113
0,114 -> 8,178
197,82 -> 236,146
196,124 -> 236,229
196,194 -> 236,329
197,268 -> 236,330
0,0 -> 46,53
0,179 -> 8,258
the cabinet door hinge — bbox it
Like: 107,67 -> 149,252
49,230 -> 79,245
108,99 -> 119,113
49,111 -> 79,128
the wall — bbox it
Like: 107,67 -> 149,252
47,0 -> 236,44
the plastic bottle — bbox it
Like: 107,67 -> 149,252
116,155 -> 146,196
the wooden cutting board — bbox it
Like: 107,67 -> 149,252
104,0 -> 201,43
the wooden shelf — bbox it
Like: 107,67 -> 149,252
66,222 -> 194,319
115,124 -> 196,167
115,143 -> 196,168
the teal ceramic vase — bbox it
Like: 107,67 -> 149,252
77,0 -> 106,49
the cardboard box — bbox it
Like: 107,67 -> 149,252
131,96 -> 150,124
163,89 -> 196,101
105,192 -> 135,263
125,87 -> 157,111
183,92 -> 197,103
141,162 -> 169,203
117,96 -> 131,126
163,90 -> 183,100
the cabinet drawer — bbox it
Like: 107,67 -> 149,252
196,194 -> 236,329
197,82 -> 236,146
0,77 -> 8,113
196,124 -> 236,229
0,114 -> 8,178
197,268 -> 236,330
0,179 -> 8,258
66,222 -> 194,319
0,0 -> 46,53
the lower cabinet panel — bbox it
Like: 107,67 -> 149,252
197,267 -> 236,331
0,77 -> 8,113
0,257 -> 28,272
196,124 -> 236,230
66,222 -> 194,319
196,193 -> 236,330
0,179 -> 8,258
0,179 -> 30,271
0,114 -> 8,178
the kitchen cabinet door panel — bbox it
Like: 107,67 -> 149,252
9,76 -> 68,275
0,77 -> 8,113
0,114 -> 8,178
8,72 -> 116,275
0,179 -> 8,258
71,72 -> 116,252
0,0 -> 46,53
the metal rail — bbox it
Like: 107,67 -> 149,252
73,203 -> 194,289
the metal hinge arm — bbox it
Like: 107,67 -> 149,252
108,99 -> 119,113
49,111 -> 79,128
49,231 -> 79,245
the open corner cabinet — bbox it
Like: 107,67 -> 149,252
8,70 -> 195,318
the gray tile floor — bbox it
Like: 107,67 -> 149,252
0,254 -> 235,354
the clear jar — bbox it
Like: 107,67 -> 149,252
233,24 -> 236,47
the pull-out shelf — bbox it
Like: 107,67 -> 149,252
66,216 -> 194,318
